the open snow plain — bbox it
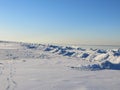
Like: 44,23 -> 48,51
0,41 -> 120,90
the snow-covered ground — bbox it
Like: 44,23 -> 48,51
0,41 -> 120,90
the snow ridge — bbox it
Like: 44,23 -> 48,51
0,41 -> 120,70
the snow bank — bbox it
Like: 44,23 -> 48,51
42,44 -> 120,62
71,61 -> 120,71
0,41 -> 120,70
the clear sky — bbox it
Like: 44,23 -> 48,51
0,0 -> 120,45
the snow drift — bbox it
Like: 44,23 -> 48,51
0,41 -> 120,70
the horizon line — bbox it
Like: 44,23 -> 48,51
0,40 -> 120,46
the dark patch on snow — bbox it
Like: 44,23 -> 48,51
49,45 -> 59,48
64,46 -> 74,50
97,49 -> 106,53
52,49 -> 60,53
101,61 -> 120,70
64,52 -> 75,56
81,53 -> 89,58
112,49 -> 120,56
77,48 -> 86,51
44,47 -> 53,51
114,52 -> 120,56
90,48 -> 97,51
58,49 -> 66,55
23,44 -> 38,49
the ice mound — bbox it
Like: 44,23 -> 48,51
71,61 -> 120,71
44,45 -> 120,62
96,49 -> 107,53
21,43 -> 39,49
81,53 -> 89,58
94,54 -> 109,61
112,49 -> 120,56
21,43 -> 120,65
0,41 -> 120,71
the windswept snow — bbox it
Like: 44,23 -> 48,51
0,41 -> 120,90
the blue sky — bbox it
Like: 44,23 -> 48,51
0,0 -> 120,45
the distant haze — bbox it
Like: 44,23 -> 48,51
0,0 -> 120,45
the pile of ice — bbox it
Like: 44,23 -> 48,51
41,45 -> 120,62
1,41 -> 120,70
21,43 -> 120,70
71,61 -> 120,71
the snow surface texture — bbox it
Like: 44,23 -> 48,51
0,41 -> 120,90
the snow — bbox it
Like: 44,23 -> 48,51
0,41 -> 120,90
